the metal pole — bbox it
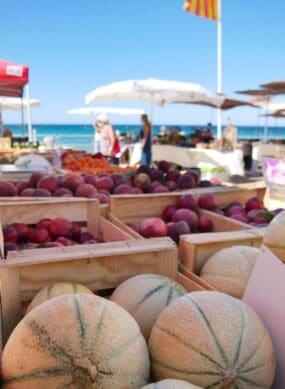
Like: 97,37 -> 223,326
264,97 -> 269,142
216,0 -> 222,140
26,83 -> 33,142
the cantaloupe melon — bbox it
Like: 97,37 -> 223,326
141,379 -> 202,388
2,293 -> 150,388
110,274 -> 187,339
200,246 -> 260,298
264,210 -> 285,262
149,291 -> 275,388
26,282 -> 93,314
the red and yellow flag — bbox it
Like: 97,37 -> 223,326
184,0 -> 220,21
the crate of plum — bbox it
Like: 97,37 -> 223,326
0,198 -> 135,257
109,191 -> 253,244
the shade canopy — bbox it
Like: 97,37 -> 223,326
261,81 -> 285,91
236,89 -> 274,96
85,78 -> 225,107
0,59 -> 29,97
262,109 -> 285,118
0,97 -> 40,110
172,96 -> 254,110
67,106 -> 145,116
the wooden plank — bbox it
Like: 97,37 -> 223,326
100,217 -> 135,242
180,229 -> 264,274
86,200 -> 100,237
107,213 -> 143,240
0,268 -> 22,344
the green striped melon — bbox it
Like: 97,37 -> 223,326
110,274 -> 187,339
264,210 -> 285,262
26,282 -> 93,314
141,379 -> 202,388
149,291 -> 275,388
200,246 -> 260,298
2,294 -> 150,388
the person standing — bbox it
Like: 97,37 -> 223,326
140,113 -> 152,165
94,113 -> 120,163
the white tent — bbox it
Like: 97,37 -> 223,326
67,106 -> 144,116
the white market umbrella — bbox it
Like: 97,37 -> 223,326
85,78 -> 225,111
0,97 -> 40,110
67,106 -> 144,116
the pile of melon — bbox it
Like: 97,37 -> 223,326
1,275 -> 276,388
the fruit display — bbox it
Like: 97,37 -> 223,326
3,217 -> 104,254
200,246 -> 260,298
1,293 -> 150,387
141,379 -> 202,389
26,282 -> 93,314
110,274 -> 187,339
133,193 -> 242,243
149,291 -> 276,388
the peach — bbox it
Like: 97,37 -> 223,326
139,217 -> 167,238
49,217 -> 73,239
3,225 -> 19,243
94,193 -> 110,204
114,178 -> 132,188
162,204 -> 178,222
152,185 -> 169,193
186,169 -> 200,186
146,181 -> 162,193
29,228 -> 50,244
84,174 -> 97,186
245,196 -> 265,212
166,169 -> 181,182
134,173 -> 151,190
226,204 -> 246,217
166,222 -> 178,243
165,180 -> 177,191
54,188 -> 73,197
114,184 -> 133,195
126,223 -> 138,233
46,241 -> 64,248
28,172 -> 45,188
198,180 -> 212,188
62,173 -> 84,192
177,174 -> 196,189
198,215 -> 213,232
157,160 -> 170,173
71,223 -> 81,241
11,223 -> 30,242
76,184 -> 97,198
132,187 -> 143,194
231,214 -> 249,224
37,176 -> 58,193
96,176 -> 114,192
0,181 -> 17,196
16,180 -> 29,195
33,188 -> 52,197
247,210 -> 274,224
177,194 -> 197,210
137,164 -> 152,175
20,188 -> 35,197
172,208 -> 198,231
198,193 -> 218,210
176,220 -> 191,236
150,169 -> 164,182
36,219 -> 52,230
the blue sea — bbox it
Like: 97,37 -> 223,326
6,124 -> 285,153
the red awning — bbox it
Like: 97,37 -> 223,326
0,59 -> 29,97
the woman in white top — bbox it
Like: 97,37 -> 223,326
93,113 -> 116,156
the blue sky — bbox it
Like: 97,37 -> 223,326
1,0 -> 285,126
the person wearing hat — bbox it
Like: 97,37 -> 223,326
93,113 -> 120,159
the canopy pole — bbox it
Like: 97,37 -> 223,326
264,97 -> 269,142
216,0 -> 222,140
26,83 -> 33,142
150,93 -> 154,164
20,100 -> 25,137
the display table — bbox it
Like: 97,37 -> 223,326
152,145 -> 244,177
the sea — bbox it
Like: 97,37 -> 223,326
7,124 -> 285,153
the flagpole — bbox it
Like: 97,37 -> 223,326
217,0 -> 222,140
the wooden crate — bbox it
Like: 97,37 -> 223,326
0,198 -> 128,258
110,186 -> 266,222
180,229 -> 265,274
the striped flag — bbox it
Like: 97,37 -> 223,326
184,0 -> 220,21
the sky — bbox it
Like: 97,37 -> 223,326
1,0 -> 285,126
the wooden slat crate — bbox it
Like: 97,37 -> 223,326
180,229 -> 265,274
110,186 -> 266,222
